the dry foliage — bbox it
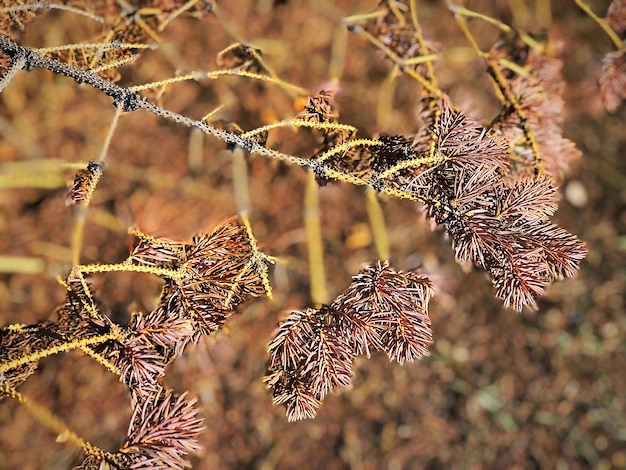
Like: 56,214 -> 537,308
1,0 -> 623,468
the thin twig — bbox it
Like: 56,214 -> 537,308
0,35 -> 439,205
574,0 -> 625,50
305,171 -> 327,306
0,2 -> 104,24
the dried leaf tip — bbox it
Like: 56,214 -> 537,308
266,261 -> 434,420
66,161 -> 105,206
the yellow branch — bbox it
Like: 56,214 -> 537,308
380,185 -> 420,201
574,0 -> 625,50
224,215 -> 274,307
315,139 -> 383,163
353,26 -> 442,97
487,60 -> 544,175
452,13 -> 487,58
497,57 -> 530,77
329,23 -> 348,82
232,148 -> 250,217
410,0 -> 439,88
35,42 -> 151,54
70,109 -> 121,266
128,229 -> 186,257
134,16 -> 162,44
75,262 -> 184,280
88,53 -> 141,74
304,171 -> 327,306
79,346 -> 122,375
201,104 -> 226,122
240,215 -> 274,300
452,5 -> 544,174
388,0 -> 407,27
450,4 -> 541,49
0,3 -> 104,24
342,10 -> 387,26
128,73 -> 197,92
203,69 -> 308,95
70,207 -> 87,267
158,0 -> 202,31
1,384 -> 111,461
365,189 -> 390,260
378,155 -> 446,180
0,255 -> 45,274
377,65 -> 399,128
241,120 -> 357,139
0,332 -> 121,374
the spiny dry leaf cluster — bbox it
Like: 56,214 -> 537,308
265,261 -> 434,421
489,36 -> 581,182
599,0 -> 626,112
298,90 -> 586,311
1,0 -> 614,466
1,218 -> 269,468
360,0 -> 439,79
1,0 -> 213,80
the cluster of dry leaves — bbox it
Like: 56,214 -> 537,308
1,0 -> 624,468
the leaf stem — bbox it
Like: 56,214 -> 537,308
574,0 -> 625,50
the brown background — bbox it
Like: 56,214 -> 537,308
0,0 -> 624,468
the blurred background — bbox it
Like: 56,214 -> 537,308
0,0 -> 624,468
